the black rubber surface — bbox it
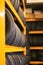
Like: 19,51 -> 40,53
10,0 -> 20,11
6,58 -> 10,65
6,8 -> 26,47
6,8 -> 16,45
12,55 -> 20,65
17,55 -> 26,65
26,22 -> 43,31
38,50 -> 43,61
6,55 -> 16,65
31,50 -> 37,61
18,7 -> 26,25
6,54 -> 27,65
26,49 -> 31,63
20,34 -> 26,47
28,34 -> 43,46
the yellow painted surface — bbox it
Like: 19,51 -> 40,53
23,47 -> 26,55
0,0 -> 5,65
22,0 -> 26,11
23,26 -> 26,35
5,45 -> 26,53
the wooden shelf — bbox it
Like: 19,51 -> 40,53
26,18 -> 36,21
30,61 -> 43,64
25,13 -> 43,18
29,31 -> 43,34
30,13 -> 43,19
26,18 -> 43,21
24,13 -> 43,22
30,47 -> 43,50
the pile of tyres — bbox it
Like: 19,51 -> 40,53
10,0 -> 26,25
28,34 -> 43,46
5,0 -> 31,65
26,11 -> 43,63
6,7 -> 26,47
26,22 -> 43,31
6,54 -> 27,65
26,22 -> 43,46
5,7 -> 30,64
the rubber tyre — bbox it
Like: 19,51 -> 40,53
12,55 -> 20,65
19,34 -> 26,47
12,23 -> 22,46
18,7 -> 26,25
6,58 -> 10,65
6,8 -> 16,45
10,0 -> 20,11
7,55 -> 16,65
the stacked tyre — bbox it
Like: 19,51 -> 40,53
28,34 -> 43,46
6,8 -> 26,47
6,54 -> 27,65
5,6 -> 27,65
10,0 -> 26,25
5,0 -> 30,65
10,0 -> 20,11
26,22 -> 43,31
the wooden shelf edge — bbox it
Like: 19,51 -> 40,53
30,47 -> 43,50
29,31 -> 43,34
30,61 -> 43,64
26,18 -> 36,21
24,13 -> 43,19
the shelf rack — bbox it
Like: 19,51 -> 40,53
0,0 -> 26,65
22,0 -> 43,22
22,1 -> 43,22
22,0 -> 43,64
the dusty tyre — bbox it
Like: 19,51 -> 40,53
12,55 -> 20,65
10,0 -> 20,11
6,8 -> 16,45
18,7 -> 26,25
7,55 -> 16,65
